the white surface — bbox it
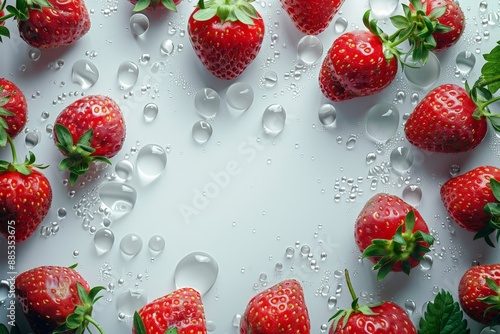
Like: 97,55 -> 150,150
0,0 -> 499,332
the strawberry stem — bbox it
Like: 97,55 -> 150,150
344,269 -> 358,304
84,315 -> 105,334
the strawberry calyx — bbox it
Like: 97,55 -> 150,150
328,269 -> 381,330
361,210 -> 435,281
0,136 -> 47,175
193,0 -> 259,25
133,0 -> 177,12
52,283 -> 106,334
473,178 -> 500,247
54,123 -> 111,186
133,311 -> 179,334
0,87 -> 15,147
477,277 -> 500,326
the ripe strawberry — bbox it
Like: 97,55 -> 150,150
459,264 -> 500,326
54,95 -> 126,185
280,0 -> 345,35
329,269 -> 416,333
15,265 -> 105,334
130,0 -> 181,11
0,138 -> 52,242
18,0 -> 91,48
187,0 -> 265,80
404,84 -> 487,153
133,287 -> 207,334
0,78 -> 27,147
355,193 -> 434,280
441,165 -> 500,247
240,279 -> 311,333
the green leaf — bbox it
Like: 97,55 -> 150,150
166,328 -> 179,334
0,324 -> 9,334
418,290 -> 470,334
55,123 -> 74,148
427,5 -> 446,20
390,15 -> 411,29
160,0 -> 176,12
481,43 -> 500,94
134,312 -> 147,334
133,0 -> 150,12
491,179 -> 500,202
193,7 -> 217,21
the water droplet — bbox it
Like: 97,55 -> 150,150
117,61 -> 139,90
139,53 -> 150,65
115,159 -> 134,181
366,152 -> 377,164
480,326 -> 500,334
369,0 -> 399,18
136,144 -> 167,184
420,254 -> 433,271
174,252 -> 219,295
195,88 -> 220,119
365,103 -> 399,144
318,104 -> 336,127
148,235 -> 165,254
300,244 -> 310,256
402,184 -> 422,207
410,92 -> 420,105
28,48 -> 41,61
479,1 -> 488,12
488,12 -> 499,25
327,295 -> 337,310
0,280 -> 9,301
456,51 -> 476,73
263,71 -> 278,88
25,131 -> 39,148
232,314 -> 241,327
72,250 -> 79,258
390,146 -> 414,174
120,233 -> 143,258
449,164 -> 461,177
285,247 -> 295,258
129,13 -> 149,36
160,39 -> 174,55
405,299 -> 416,315
71,59 -> 99,89
143,103 -> 159,123
192,120 -> 213,144
226,82 -> 254,113
345,135 -> 357,150
262,104 -> 286,136
404,52 -> 440,89
334,17 -> 348,34
297,35 -> 323,64
116,289 -> 148,316
98,183 -> 137,220
94,228 -> 115,255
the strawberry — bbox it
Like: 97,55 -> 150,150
441,165 -> 500,247
130,0 -> 181,12
54,95 -> 126,185
329,269 -> 416,333
355,193 -> 434,280
187,0 -> 264,80
240,279 -> 311,333
0,138 -> 52,242
0,78 -> 27,147
280,0 -> 345,35
458,263 -> 500,326
17,0 -> 91,48
404,84 -> 487,153
15,265 -> 105,334
133,287 -> 207,334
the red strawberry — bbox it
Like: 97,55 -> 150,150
54,95 -> 126,184
441,165 -> 500,246
280,0 -> 345,35
18,0 -> 91,48
404,84 -> 488,153
0,78 -> 27,147
355,193 -> 434,280
240,279 -> 311,333
458,263 -> 500,326
319,30 -> 398,101
133,287 -> 207,334
0,139 -> 52,242
130,0 -> 181,11
329,269 -> 416,333
187,0 -> 265,80
15,265 -> 105,334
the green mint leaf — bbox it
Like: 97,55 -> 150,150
481,42 -> 500,94
418,290 -> 470,334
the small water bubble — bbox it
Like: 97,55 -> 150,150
263,71 -> 278,88
195,88 -> 220,119
369,0 -> 399,18
262,104 -> 286,136
72,250 -> 79,258
366,152 -> 377,165
120,233 -> 143,258
136,144 -> 167,184
334,17 -> 348,34
402,184 -> 422,207
28,48 -> 41,61
327,296 -> 337,310
345,135 -> 357,150
297,35 -> 323,64
94,228 -> 115,255
174,252 -> 219,295
226,82 -> 254,113
57,207 -> 67,219
56,59 -> 65,69
405,299 -> 416,315
192,120 -> 213,144
139,53 -> 150,65
410,92 -> 420,105
275,262 -> 284,271
25,131 -> 39,148
300,245 -> 310,257
71,59 -> 99,89
365,103 -> 399,144
99,183 -> 137,220
143,103 -> 159,122
390,146 -> 414,173
404,52 -> 440,89
115,159 -> 134,181
117,61 -> 139,90
160,39 -> 174,55
456,51 -> 476,73
420,254 -> 433,271
479,1 -> 488,12
488,11 -> 499,25
318,104 -> 336,127
285,247 -> 295,258
148,235 -> 165,254
232,314 -> 241,327
449,164 -> 461,177
129,13 -> 149,36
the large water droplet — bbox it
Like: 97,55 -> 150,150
402,184 -> 422,207
116,289 -> 148,317
480,326 -> 500,334
115,159 -> 134,181
420,254 -> 433,271
71,59 -> 99,90
327,296 -> 337,310
129,13 -> 149,36
98,183 -> 137,220
94,228 -> 115,255
226,82 -> 254,113
404,52 -> 440,89
369,0 -> 399,18
318,104 -> 336,127
143,103 -> 159,122
195,88 -> 220,119
160,39 -> 174,55
28,48 -> 41,61
117,61 -> 139,90
297,35 -> 323,64
174,252 -> 219,295
390,146 -> 414,174
148,235 -> 165,254
25,131 -> 40,148
136,144 -> 167,184
192,120 -> 213,144
334,17 -> 348,34
120,233 -> 143,258
404,299 -> 416,315
365,103 -> 399,144
456,51 -> 476,73
262,104 -> 286,136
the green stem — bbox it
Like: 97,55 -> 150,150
476,74 -> 500,90
344,269 -> 357,302
85,315 -> 105,334
0,13 -> 14,22
6,135 -> 17,164
479,95 -> 500,116
388,23 -> 417,49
